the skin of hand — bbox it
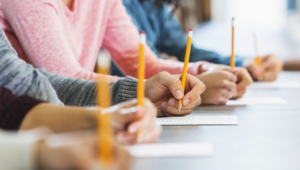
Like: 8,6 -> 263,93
144,71 -> 206,117
198,63 -> 253,99
102,99 -> 161,145
36,131 -> 131,170
196,70 -> 237,105
22,100 -> 161,145
160,53 -> 179,61
21,103 -> 100,133
245,54 -> 283,81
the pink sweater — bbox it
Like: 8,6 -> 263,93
0,0 -> 204,81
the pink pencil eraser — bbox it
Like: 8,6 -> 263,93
189,29 -> 193,32
140,31 -> 145,34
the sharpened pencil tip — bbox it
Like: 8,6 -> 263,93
178,103 -> 182,113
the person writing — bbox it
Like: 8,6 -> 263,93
0,0 -> 252,104
0,28 -> 205,116
120,0 -> 283,82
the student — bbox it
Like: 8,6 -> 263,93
0,28 -> 205,116
1,86 -> 161,144
120,0 -> 283,82
0,129 -> 131,170
0,0 -> 252,101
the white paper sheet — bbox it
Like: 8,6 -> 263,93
156,116 -> 238,126
227,97 -> 287,105
249,81 -> 300,89
126,142 -> 213,158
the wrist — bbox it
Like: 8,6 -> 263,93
198,62 -> 209,74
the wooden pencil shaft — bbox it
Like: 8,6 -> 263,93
253,33 -> 262,67
137,43 -> 145,106
181,37 -> 192,94
230,18 -> 235,69
179,31 -> 193,105
97,54 -> 113,166
137,32 -> 146,143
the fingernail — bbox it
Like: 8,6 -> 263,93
161,102 -> 167,110
129,126 -> 137,133
183,99 -> 190,106
168,98 -> 176,106
175,90 -> 183,98
136,106 -> 143,116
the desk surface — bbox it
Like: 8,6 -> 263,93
131,71 -> 300,170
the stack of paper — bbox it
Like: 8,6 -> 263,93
250,81 -> 300,89
227,97 -> 287,105
126,142 -> 213,158
156,116 -> 238,126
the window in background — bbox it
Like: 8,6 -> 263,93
212,0 -> 286,29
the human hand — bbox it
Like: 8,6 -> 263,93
197,71 -> 237,104
145,71 -> 206,117
37,132 -> 131,170
232,67 -> 253,98
102,99 -> 161,145
198,62 -> 233,74
202,63 -> 253,98
198,63 -> 252,99
160,53 -> 179,61
246,54 -> 283,81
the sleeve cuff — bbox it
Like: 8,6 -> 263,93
112,76 -> 138,105
0,128 -> 52,170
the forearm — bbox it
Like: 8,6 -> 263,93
20,104 -> 98,133
0,29 -> 61,105
39,68 -> 138,106
39,68 -> 98,106
189,45 -> 245,67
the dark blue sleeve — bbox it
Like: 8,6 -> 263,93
156,5 -> 244,67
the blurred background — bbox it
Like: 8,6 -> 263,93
175,0 -> 300,70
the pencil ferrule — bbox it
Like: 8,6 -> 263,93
188,31 -> 193,38
140,33 -> 146,45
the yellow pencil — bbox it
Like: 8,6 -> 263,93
253,32 -> 263,79
137,31 -> 146,143
97,52 -> 113,167
253,32 -> 261,67
230,18 -> 235,69
178,29 -> 193,112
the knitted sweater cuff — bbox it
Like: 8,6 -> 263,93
112,76 -> 137,105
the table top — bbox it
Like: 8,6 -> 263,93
131,71 -> 300,170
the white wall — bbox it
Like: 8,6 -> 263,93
212,0 -> 287,29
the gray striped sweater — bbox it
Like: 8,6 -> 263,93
0,28 -> 137,106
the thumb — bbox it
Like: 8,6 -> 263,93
222,67 -> 240,75
158,72 -> 184,99
116,106 -> 144,129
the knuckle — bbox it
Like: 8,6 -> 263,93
221,80 -> 228,86
173,78 -> 181,85
219,71 -> 228,78
158,71 -> 169,79
199,81 -> 206,91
